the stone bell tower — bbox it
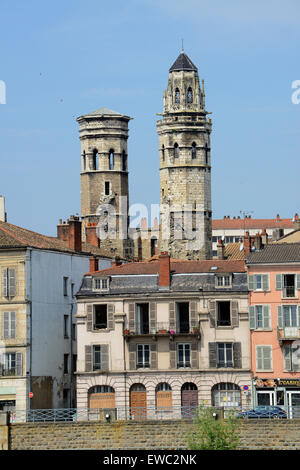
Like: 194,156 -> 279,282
157,51 -> 212,260
77,107 -> 133,259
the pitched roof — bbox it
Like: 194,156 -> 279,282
276,229 -> 300,244
212,217 -> 294,230
169,52 -> 198,72
87,258 -> 245,276
246,243 -> 300,264
224,243 -> 245,260
0,220 -> 112,258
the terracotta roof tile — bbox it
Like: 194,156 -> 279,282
88,258 -> 245,276
0,220 -> 112,258
212,217 -> 294,230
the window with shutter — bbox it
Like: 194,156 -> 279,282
249,305 -> 271,330
129,343 -> 136,370
231,301 -> 239,327
208,342 -> 217,368
256,345 -> 272,371
107,304 -> 115,330
169,341 -> 176,369
209,301 -> 216,327
169,302 -> 176,331
85,345 -> 92,372
3,311 -> 16,339
2,268 -> 16,298
128,303 -> 136,333
150,343 -> 157,370
233,342 -> 242,369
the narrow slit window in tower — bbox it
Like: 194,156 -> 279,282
109,149 -> 114,170
175,88 -> 180,104
187,87 -> 193,103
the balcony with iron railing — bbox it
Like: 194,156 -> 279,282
124,322 -> 200,339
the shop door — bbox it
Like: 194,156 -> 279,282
130,384 -> 147,420
287,391 -> 300,418
256,391 -> 274,406
181,384 -> 198,418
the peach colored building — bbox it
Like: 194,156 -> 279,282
247,243 -> 300,416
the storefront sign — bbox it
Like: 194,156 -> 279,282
255,378 -> 300,388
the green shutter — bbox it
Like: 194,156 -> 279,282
277,306 -> 283,329
263,305 -> 270,329
249,306 -> 256,329
262,275 -> 269,291
297,274 -> 300,290
276,274 -> 282,290
283,346 -> 291,371
248,275 -> 254,291
263,346 -> 272,370
256,346 -> 263,370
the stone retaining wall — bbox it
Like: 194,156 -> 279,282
4,419 -> 300,450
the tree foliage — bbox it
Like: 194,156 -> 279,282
188,405 -> 240,450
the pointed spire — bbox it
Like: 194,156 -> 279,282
169,52 -> 198,73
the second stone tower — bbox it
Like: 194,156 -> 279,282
157,51 -> 212,260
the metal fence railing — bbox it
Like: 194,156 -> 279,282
7,404 -> 300,424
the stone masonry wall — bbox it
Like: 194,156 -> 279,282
7,419 -> 300,450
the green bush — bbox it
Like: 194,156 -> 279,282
188,405 -> 240,450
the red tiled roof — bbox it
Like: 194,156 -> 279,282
212,217 -> 294,230
88,258 -> 245,276
0,220 -> 112,258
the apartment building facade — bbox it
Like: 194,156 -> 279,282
0,217 -> 111,413
76,254 -> 252,417
247,243 -> 300,416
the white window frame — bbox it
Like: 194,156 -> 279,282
248,274 -> 269,292
249,305 -> 271,330
136,344 -> 150,368
177,343 -> 191,368
93,277 -> 109,292
216,275 -> 232,288
217,343 -> 233,368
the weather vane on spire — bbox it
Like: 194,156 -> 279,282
181,38 -> 184,52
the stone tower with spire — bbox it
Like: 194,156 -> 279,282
157,51 -> 212,260
77,107 -> 133,259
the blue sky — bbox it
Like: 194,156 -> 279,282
0,0 -> 299,236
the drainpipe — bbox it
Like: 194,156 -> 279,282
26,248 -> 33,410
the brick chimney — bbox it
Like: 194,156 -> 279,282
294,213 -> 300,230
158,252 -> 170,289
0,196 -> 7,222
86,223 -> 99,247
89,257 -> 99,272
111,255 -> 122,267
57,216 -> 82,252
261,228 -> 268,245
57,220 -> 70,243
244,231 -> 250,257
217,239 -> 225,260
68,216 -> 82,252
254,232 -> 262,251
